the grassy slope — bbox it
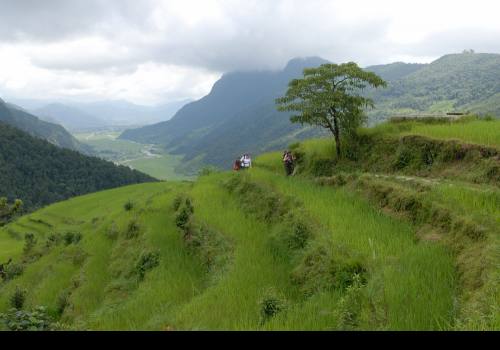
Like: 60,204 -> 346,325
0,173 -> 458,330
126,154 -> 191,181
0,118 -> 497,330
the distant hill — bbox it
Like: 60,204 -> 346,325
0,121 -> 156,210
0,98 -> 92,154
365,62 -> 426,81
33,103 -> 108,132
120,57 -> 329,172
366,52 -> 500,121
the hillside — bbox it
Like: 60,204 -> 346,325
0,122 -> 157,211
119,57 -> 330,172
120,53 -> 500,172
0,98 -> 91,154
368,52 -> 500,121
1,118 -> 497,330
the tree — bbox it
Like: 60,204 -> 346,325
0,197 -> 23,226
276,62 -> 386,157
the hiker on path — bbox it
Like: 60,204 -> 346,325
233,158 -> 241,171
283,150 -> 294,176
240,154 -> 252,170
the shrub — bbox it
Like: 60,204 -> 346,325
124,200 -> 134,211
3,263 -> 24,281
175,198 -> 194,231
135,251 -> 160,280
125,219 -> 141,239
23,233 -> 37,254
45,233 -> 62,248
259,288 -> 287,324
172,195 -> 184,211
63,231 -> 82,245
184,222 -> 232,275
10,286 -> 27,310
291,242 -> 367,297
0,306 -> 55,331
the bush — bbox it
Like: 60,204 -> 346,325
63,231 -> 82,245
0,306 -> 55,331
3,263 -> 24,281
172,195 -> 184,211
125,219 -> 141,239
175,198 -> 194,231
259,288 -> 287,324
135,251 -> 160,280
45,233 -> 62,248
291,242 -> 366,297
10,286 -> 27,310
124,200 -> 134,211
23,233 -> 37,254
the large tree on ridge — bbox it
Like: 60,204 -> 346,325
276,62 -> 386,157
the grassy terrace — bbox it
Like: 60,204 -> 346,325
0,117 -> 498,330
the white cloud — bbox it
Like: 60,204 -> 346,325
0,0 -> 499,104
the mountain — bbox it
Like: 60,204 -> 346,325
120,57 -> 329,171
366,52 -> 500,121
120,52 -> 500,172
0,98 -> 92,154
365,62 -> 426,81
33,103 -> 108,132
0,121 -> 156,210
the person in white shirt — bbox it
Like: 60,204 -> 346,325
240,154 -> 252,169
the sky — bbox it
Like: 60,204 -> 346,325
0,0 -> 499,105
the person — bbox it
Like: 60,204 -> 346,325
233,158 -> 241,171
240,154 -> 252,170
283,150 -> 294,176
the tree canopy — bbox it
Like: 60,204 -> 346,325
276,62 -> 386,157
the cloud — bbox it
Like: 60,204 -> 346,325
0,0 -> 499,104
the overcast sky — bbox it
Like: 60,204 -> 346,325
0,0 -> 499,105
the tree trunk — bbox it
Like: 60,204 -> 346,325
333,115 -> 341,158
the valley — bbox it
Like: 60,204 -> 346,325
74,130 -> 193,181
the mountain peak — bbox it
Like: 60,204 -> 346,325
284,56 -> 330,72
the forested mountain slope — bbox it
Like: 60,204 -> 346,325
367,52 -> 500,121
0,98 -> 91,154
0,122 -> 156,210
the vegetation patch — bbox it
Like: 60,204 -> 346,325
173,194 -> 233,280
259,287 -> 288,325
291,241 -> 367,297
353,175 -> 498,329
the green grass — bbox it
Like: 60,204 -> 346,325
1,117 -> 497,330
403,120 -> 500,147
75,130 -> 193,181
126,154 -> 193,181
248,168 -> 457,330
